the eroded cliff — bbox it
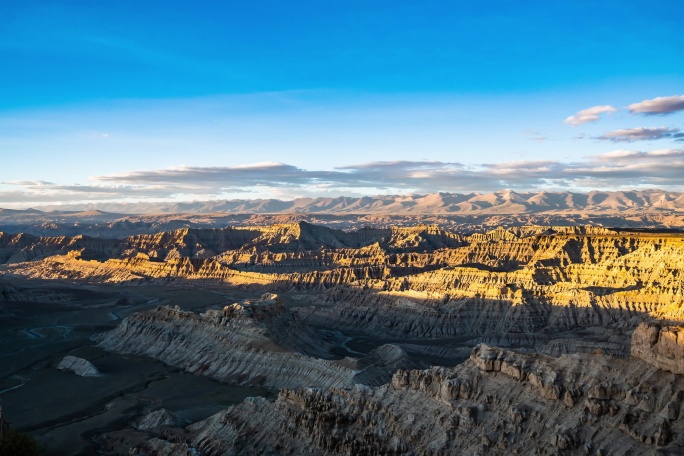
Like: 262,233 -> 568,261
632,323 -> 684,374
100,345 -> 684,455
5,225 -> 684,342
4,222 -> 684,454
97,294 -> 418,390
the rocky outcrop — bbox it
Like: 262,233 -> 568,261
3,210 -> 684,239
5,218 -> 684,455
114,345 -> 684,455
98,300 -> 352,389
632,323 -> 684,374
539,338 -> 629,357
351,344 -> 417,386
9,225 -> 684,346
0,232 -> 121,264
56,355 -> 100,377
97,294 -> 416,390
133,409 -> 182,432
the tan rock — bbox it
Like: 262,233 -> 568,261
631,323 -> 684,374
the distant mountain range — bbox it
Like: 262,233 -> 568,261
8,190 -> 684,215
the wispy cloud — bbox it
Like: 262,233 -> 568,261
628,95 -> 684,115
597,127 -> 683,142
97,151 -> 684,192
0,180 -> 55,186
0,180 -> 248,204
564,105 -> 617,125
525,131 -> 547,141
3,150 -> 684,207
565,95 -> 684,126
96,162 -> 343,188
593,149 -> 684,161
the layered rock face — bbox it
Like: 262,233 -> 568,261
0,232 -> 120,264
3,221 -> 682,454
114,345 -> 684,455
297,229 -> 684,339
3,211 -> 684,239
56,356 -> 100,377
98,295 -> 352,389
133,409 -> 182,432
632,323 -> 684,374
97,294 -> 417,390
5,224 -> 684,341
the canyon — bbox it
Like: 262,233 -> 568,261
0,217 -> 683,454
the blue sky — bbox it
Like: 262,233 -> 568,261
1,0 -> 683,207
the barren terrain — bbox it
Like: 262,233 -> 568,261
1,215 -> 683,454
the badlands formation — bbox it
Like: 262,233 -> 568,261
0,216 -> 684,454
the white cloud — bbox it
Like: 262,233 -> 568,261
1,180 -> 55,186
4,151 -> 684,207
628,95 -> 684,115
597,126 -> 683,142
88,152 -> 684,193
593,148 -> 684,161
564,105 -> 617,125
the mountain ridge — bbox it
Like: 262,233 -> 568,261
11,189 -> 684,215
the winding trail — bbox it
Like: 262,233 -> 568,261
0,375 -> 28,395
23,327 -> 45,339
23,325 -> 73,341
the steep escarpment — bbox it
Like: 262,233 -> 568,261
121,227 -> 263,260
632,323 -> 684,374
0,232 -> 120,264
297,232 -> 684,338
5,226 -> 684,344
113,345 -> 684,455
4,210 -> 684,239
0,222 -> 463,267
98,296 -> 352,389
119,222 -> 465,258
3,220 -> 682,455
97,294 -> 418,390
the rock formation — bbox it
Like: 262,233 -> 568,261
632,323 -> 684,374
3,220 -> 684,454
0,232 -> 120,264
100,345 -> 684,455
56,355 -> 101,377
6,223 -> 684,355
133,409 -> 182,432
97,294 -> 418,390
